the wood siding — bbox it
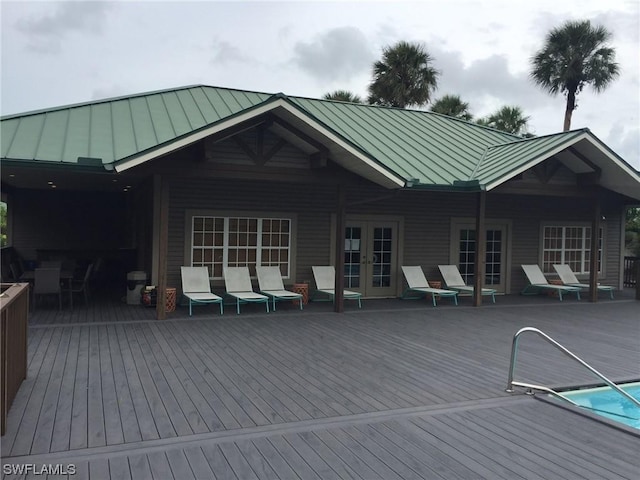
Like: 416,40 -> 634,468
165,175 -> 623,297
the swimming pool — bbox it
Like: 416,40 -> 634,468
559,382 -> 640,430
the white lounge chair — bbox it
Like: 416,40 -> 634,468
224,267 -> 269,314
438,264 -> 496,303
311,266 -> 362,308
552,264 -> 614,299
401,266 -> 458,307
256,266 -> 303,311
521,264 -> 581,301
181,266 -> 223,315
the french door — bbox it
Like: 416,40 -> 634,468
451,221 -> 510,292
344,220 -> 398,297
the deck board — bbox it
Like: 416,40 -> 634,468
69,326 -> 89,450
50,327 -> 80,452
2,296 -> 639,479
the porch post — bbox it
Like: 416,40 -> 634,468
589,191 -> 601,303
473,190 -> 486,307
155,176 -> 169,320
334,184 -> 345,313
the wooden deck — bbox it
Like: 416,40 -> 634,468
2,292 -> 639,479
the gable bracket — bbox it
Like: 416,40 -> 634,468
233,136 -> 258,163
268,114 -> 330,158
531,157 -> 562,184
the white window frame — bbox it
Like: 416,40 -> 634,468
185,210 -> 296,280
540,223 -> 604,275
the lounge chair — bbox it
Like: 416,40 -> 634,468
438,264 -> 496,303
181,266 -> 224,315
552,264 -> 614,299
521,264 -> 581,301
311,266 -> 362,308
401,266 -> 458,307
223,267 -> 269,314
256,266 -> 303,311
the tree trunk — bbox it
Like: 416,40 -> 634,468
563,89 -> 576,131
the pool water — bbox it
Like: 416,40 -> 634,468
560,382 -> 640,430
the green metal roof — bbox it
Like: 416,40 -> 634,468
1,85 -> 270,166
471,130 -> 588,186
2,84 -> 638,194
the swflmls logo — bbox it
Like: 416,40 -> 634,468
3,464 -> 76,475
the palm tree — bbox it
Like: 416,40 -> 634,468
367,41 -> 439,108
477,106 -> 530,136
530,20 -> 619,131
430,94 -> 473,120
322,90 -> 363,103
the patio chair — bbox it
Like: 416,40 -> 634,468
69,263 -> 93,308
256,266 -> 303,311
521,264 -> 581,301
552,264 -> 614,299
438,264 -> 496,303
223,267 -> 269,314
401,266 -> 458,307
311,266 -> 362,308
181,266 -> 224,315
33,267 -> 63,310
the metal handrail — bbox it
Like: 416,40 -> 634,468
506,327 -> 640,408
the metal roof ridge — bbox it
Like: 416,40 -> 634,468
469,148 -> 491,180
0,84 -> 276,121
484,128 -> 589,150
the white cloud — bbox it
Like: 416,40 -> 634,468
291,26 -> 374,82
1,0 -> 638,169
14,1 -> 114,53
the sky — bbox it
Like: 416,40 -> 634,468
1,0 -> 639,169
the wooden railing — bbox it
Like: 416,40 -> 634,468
623,256 -> 638,288
1,283 -> 29,435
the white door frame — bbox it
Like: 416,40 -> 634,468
449,218 -> 512,294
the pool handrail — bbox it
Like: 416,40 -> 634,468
506,327 -> 640,408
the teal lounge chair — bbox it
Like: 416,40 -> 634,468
438,264 -> 497,303
401,266 -> 458,307
521,264 -> 581,301
552,264 -> 614,299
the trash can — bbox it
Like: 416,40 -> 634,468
126,271 -> 147,305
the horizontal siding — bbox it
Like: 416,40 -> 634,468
165,173 -> 625,297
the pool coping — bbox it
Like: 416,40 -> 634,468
535,378 -> 640,438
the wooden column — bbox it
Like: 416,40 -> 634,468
155,176 -> 169,320
589,192 -> 601,303
473,191 -> 487,307
334,184 -> 346,313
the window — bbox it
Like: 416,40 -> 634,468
542,225 -> 602,274
190,215 -> 291,279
